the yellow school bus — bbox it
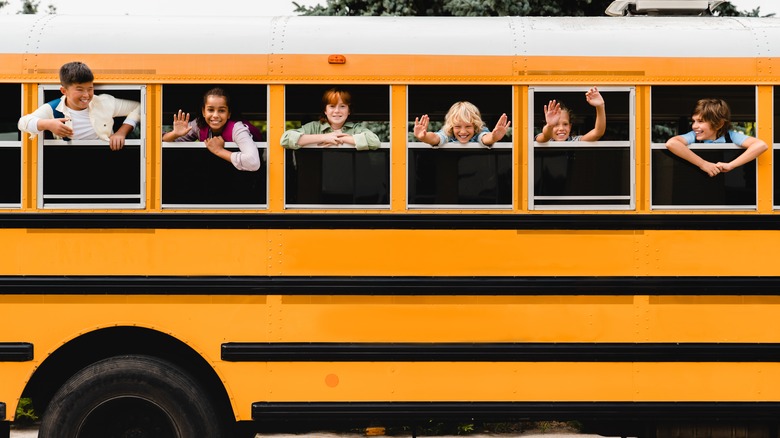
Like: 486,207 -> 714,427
2,6 -> 780,438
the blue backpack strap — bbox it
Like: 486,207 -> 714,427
47,98 -> 65,119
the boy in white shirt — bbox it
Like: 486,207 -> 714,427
18,61 -> 140,151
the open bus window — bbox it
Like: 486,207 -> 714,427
0,83 -> 22,208
283,85 -> 389,208
161,85 -> 267,209
651,85 -> 757,209
529,86 -> 634,210
38,85 -> 145,209
407,85 -> 512,208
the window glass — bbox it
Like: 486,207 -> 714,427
161,84 -> 267,209
651,85 -> 757,209
39,85 -> 145,209
407,85 -> 512,209
0,83 -> 22,208
529,87 -> 634,210
283,85 -> 389,208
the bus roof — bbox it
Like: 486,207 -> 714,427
0,14 -> 778,57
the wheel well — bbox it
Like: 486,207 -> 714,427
22,326 -> 234,429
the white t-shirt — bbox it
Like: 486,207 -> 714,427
69,108 -> 99,140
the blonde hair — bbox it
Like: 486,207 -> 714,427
442,101 -> 485,138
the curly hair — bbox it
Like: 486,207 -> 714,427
442,101 -> 485,138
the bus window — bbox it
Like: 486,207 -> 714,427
529,86 -> 634,210
407,85 -> 512,208
161,85 -> 267,209
38,85 -> 145,209
0,83 -> 21,208
651,86 -> 757,209
283,85 -> 389,208
774,86 -> 780,210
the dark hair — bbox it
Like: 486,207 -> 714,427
319,88 -> 351,124
196,87 -> 232,130
59,61 -> 94,87
558,102 -> 574,122
693,98 -> 731,138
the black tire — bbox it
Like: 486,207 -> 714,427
39,354 -> 225,438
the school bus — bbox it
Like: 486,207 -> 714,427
2,6 -> 780,438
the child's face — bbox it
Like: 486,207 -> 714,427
551,110 -> 572,141
202,95 -> 231,133
324,97 -> 350,128
691,113 -> 719,141
452,119 -> 476,144
60,82 -> 94,111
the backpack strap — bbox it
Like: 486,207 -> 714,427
47,98 -> 65,119
198,120 -> 263,142
243,120 -> 263,141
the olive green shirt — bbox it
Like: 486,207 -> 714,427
280,121 -> 381,151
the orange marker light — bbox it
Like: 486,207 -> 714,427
328,54 -> 347,64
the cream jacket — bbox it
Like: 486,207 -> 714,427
18,94 -> 140,141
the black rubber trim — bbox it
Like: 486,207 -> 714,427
251,401 -> 780,422
2,212 -> 780,230
1,275 -> 780,295
222,342 -> 780,362
0,402 -> 4,421
0,343 -> 33,362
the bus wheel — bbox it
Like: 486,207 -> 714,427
38,354 -> 224,438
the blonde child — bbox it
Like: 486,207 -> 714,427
536,87 -> 605,142
414,101 -> 510,147
665,98 -> 767,177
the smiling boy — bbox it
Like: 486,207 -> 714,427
17,61 -> 140,151
664,98 -> 767,177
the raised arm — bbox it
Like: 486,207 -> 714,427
579,87 -> 606,142
162,110 -> 192,142
413,114 -> 441,146
535,100 -> 560,143
480,113 -> 511,146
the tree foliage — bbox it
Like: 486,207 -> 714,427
293,0 -> 773,17
0,0 -> 57,14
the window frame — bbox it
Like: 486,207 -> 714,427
406,141 -> 514,210
406,84 -> 514,210
650,85 -> 758,211
36,84 -> 146,210
283,85 -> 392,210
160,84 -> 269,210
0,83 -> 22,209
528,86 -> 636,211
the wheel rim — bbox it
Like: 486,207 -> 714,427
77,396 -> 179,438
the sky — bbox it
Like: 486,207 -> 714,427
0,0 -> 777,16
